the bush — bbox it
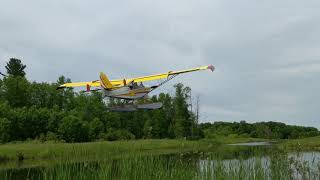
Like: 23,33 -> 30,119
101,129 -> 135,141
46,131 -> 60,142
88,118 -> 105,141
58,115 -> 89,142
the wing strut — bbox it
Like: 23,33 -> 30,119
142,74 -> 179,98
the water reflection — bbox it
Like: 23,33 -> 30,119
197,144 -> 320,180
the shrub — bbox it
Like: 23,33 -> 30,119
101,129 -> 135,141
58,115 -> 89,142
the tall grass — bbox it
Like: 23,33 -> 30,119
1,152 -> 319,180
0,139 -> 219,162
1,138 -> 320,179
280,136 -> 320,151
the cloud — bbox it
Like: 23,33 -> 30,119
0,0 -> 319,128
266,62 -> 320,77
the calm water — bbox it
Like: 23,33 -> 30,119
1,143 -> 320,180
228,142 -> 272,146
199,151 -> 320,180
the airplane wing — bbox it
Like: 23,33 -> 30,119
123,65 -> 214,83
56,80 -> 101,89
57,65 -> 214,90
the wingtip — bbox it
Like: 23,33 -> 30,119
207,65 -> 215,72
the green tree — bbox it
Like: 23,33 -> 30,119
47,106 -> 65,134
28,107 -> 51,139
103,112 -> 121,130
0,101 -> 10,118
5,58 -> 26,77
143,111 -> 163,139
143,119 -> 153,138
172,83 -> 192,138
0,118 -> 11,143
29,82 -> 57,108
131,111 -> 149,139
158,93 -> 173,138
75,91 -> 106,122
3,75 -> 30,107
3,107 -> 50,141
55,76 -> 74,110
0,78 -> 4,101
88,118 -> 105,140
58,115 -> 89,142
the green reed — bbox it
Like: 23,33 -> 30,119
1,151 -> 319,180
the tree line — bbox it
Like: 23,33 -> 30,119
201,121 -> 319,139
0,58 -> 318,143
0,58 -> 202,143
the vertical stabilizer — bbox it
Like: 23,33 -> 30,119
100,72 -> 114,89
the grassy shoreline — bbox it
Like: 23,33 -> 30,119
0,138 -> 264,162
0,139 -> 217,162
279,136 -> 320,151
0,136 -> 319,164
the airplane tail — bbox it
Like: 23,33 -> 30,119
99,72 -> 114,89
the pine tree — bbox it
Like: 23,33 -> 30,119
0,79 -> 3,101
3,75 -> 30,107
5,58 -> 26,77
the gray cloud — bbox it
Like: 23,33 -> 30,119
0,0 -> 319,128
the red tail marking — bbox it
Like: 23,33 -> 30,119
86,84 -> 90,92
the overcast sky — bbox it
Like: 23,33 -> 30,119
0,1 -> 319,128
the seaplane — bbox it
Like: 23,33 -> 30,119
57,65 -> 214,111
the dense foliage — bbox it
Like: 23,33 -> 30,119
200,121 -> 319,139
0,59 -> 203,143
0,58 -> 318,143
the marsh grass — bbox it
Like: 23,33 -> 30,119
0,155 -> 9,163
0,140 -> 219,162
280,136 -> 320,151
1,155 -> 197,180
1,138 -> 320,179
1,151 -> 320,180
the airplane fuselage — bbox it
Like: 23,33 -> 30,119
102,86 -> 153,100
